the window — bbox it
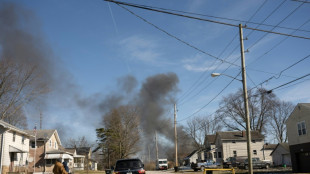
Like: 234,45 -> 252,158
13,131 -> 16,142
213,152 -> 217,158
31,141 -> 35,148
233,151 -> 237,157
22,135 -> 25,144
253,150 -> 257,155
49,140 -> 52,147
252,140 -> 256,143
298,121 -> 307,136
46,159 -> 56,165
232,140 -> 236,143
54,142 -> 57,149
218,152 -> 222,158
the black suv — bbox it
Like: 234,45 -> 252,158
114,158 -> 146,174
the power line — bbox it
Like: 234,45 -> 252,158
116,4 -> 239,68
267,73 -> 310,92
106,0 -> 310,40
178,72 -> 241,122
247,0 -> 306,51
177,0 -> 267,104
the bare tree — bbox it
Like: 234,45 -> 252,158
64,136 -> 92,148
0,58 -> 48,127
96,105 -> 141,167
269,101 -> 294,143
186,116 -> 222,149
216,88 -> 277,133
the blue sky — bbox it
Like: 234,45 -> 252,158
2,0 -> 310,144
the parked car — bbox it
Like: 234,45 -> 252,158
238,157 -> 271,169
223,156 -> 247,168
191,160 -> 221,171
114,158 -> 146,174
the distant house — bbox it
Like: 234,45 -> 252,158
204,135 -> 216,161
214,131 -> 265,163
0,120 -> 32,174
24,129 -> 66,173
76,147 -> 92,170
65,148 -> 85,171
270,143 -> 291,166
261,144 -> 277,162
183,149 -> 205,166
286,103 -> 310,173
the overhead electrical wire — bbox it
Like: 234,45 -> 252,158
132,0 -> 310,34
177,0 -> 267,104
267,73 -> 310,92
106,0 -> 310,123
247,0 -> 307,51
249,18 -> 310,66
106,0 -> 310,40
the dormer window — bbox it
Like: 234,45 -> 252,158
298,121 -> 307,136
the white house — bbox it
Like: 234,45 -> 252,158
24,129 -> 67,173
204,135 -> 216,161
261,143 -> 277,162
286,103 -> 310,173
65,148 -> 85,171
0,120 -> 32,174
270,143 -> 291,166
183,149 -> 205,166
214,131 -> 265,163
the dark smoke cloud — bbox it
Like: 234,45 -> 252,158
138,73 -> 179,137
0,2 -> 54,83
117,75 -> 138,94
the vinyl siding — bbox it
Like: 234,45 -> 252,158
2,130 -> 30,166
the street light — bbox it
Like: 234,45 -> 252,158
211,73 -> 242,82
211,72 -> 253,173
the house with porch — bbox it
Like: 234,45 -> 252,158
24,129 -> 65,173
214,131 -> 265,163
76,147 -> 92,170
65,148 -> 85,171
286,103 -> 310,173
0,120 -> 32,174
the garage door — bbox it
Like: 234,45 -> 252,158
297,152 -> 310,172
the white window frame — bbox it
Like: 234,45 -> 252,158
253,150 -> 257,155
297,121 -> 307,136
49,140 -> 52,147
54,142 -> 57,149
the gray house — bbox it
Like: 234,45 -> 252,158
286,103 -> 310,173
270,143 -> 291,166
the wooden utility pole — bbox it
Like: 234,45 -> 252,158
174,104 -> 178,169
155,131 -> 159,161
239,23 -> 253,174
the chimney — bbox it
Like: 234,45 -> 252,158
242,131 -> 246,137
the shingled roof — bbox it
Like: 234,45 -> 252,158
205,135 -> 216,144
24,129 -> 56,141
0,120 -> 31,136
76,147 -> 91,155
270,143 -> 290,155
217,131 -> 264,141
263,144 -> 277,150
